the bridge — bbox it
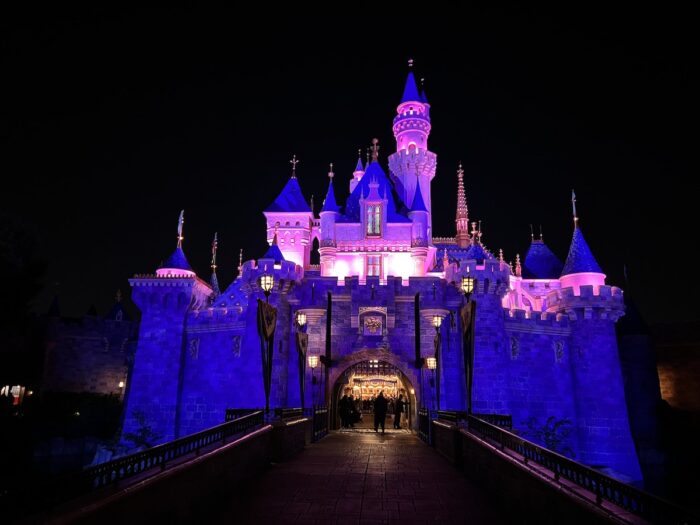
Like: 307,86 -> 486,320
2,408 -> 695,525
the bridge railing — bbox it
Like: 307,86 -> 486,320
18,410 -> 265,514
304,404 -> 328,442
225,408 -> 259,421
418,408 -> 434,444
466,415 -> 694,524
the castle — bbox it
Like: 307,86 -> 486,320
121,63 -> 643,481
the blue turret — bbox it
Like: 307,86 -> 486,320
401,70 -> 421,104
321,175 -> 340,213
561,227 -> 602,276
524,239 -> 563,279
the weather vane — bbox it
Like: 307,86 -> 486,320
177,210 -> 184,248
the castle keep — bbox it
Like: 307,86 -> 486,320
122,64 -> 642,481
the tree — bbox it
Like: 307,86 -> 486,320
123,410 -> 162,449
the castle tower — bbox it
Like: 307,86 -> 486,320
319,164 -> 339,276
349,153 -> 364,194
388,60 -> 438,238
122,212 -> 212,444
548,193 -> 643,481
262,156 -> 314,269
455,163 -> 471,248
408,177 -> 429,275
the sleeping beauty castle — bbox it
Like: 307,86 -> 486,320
121,62 -> 643,481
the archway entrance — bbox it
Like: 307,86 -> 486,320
331,359 -> 416,432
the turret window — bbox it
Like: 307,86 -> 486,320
367,255 -> 381,277
366,205 -> 381,236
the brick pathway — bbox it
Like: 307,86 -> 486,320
218,431 -> 506,524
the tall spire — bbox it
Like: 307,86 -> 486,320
321,163 -> 340,213
455,163 -> 470,248
210,232 -> 220,295
400,58 -> 421,103
371,138 -> 380,162
354,149 -> 364,172
177,210 -> 184,248
561,192 -> 603,277
290,154 -> 299,179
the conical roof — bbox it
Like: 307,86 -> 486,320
265,177 -> 312,213
523,240 -> 563,279
401,71 -> 421,103
561,227 -> 603,276
321,179 -> 340,213
160,247 -> 192,271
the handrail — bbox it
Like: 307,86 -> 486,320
472,413 -> 512,430
225,408 -> 259,421
275,407 -> 304,419
7,410 -> 265,516
466,415 -> 696,524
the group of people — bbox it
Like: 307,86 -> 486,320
338,391 -> 406,433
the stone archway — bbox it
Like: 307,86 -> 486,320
329,348 -> 422,431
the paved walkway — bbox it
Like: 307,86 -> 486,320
218,431 -> 506,524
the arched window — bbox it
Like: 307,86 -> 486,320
366,205 -> 381,236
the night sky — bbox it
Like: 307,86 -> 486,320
1,9 -> 693,324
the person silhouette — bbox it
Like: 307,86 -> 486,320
374,391 -> 388,433
394,394 -> 405,429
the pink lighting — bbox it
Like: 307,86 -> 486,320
560,272 -> 606,294
156,268 -> 195,277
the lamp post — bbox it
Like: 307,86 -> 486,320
431,315 -> 443,411
308,355 -> 319,405
295,311 -> 308,408
426,356 -> 437,411
257,274 -> 276,413
460,275 -> 476,415
260,274 -> 274,302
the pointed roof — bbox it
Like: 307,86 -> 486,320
265,177 -> 312,213
161,247 -> 193,271
400,71 -> 421,104
321,179 -> 340,213
464,243 -> 489,264
409,181 -> 428,212
342,161 -> 410,223
420,88 -> 429,104
354,157 -> 364,172
210,272 -> 221,296
262,243 -> 285,264
561,227 -> 603,276
523,240 -> 564,279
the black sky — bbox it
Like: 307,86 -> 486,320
1,8 -> 693,324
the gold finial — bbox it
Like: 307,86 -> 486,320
290,155 -> 299,178
371,138 -> 380,161
499,249 -> 504,263
572,189 -> 578,226
116,289 -> 122,303
328,162 -> 334,179
177,210 -> 184,248
211,232 -> 218,271
539,225 -> 544,242
408,58 -> 414,68
530,224 -> 534,242
515,254 -> 522,277
238,248 -> 243,275
366,147 -> 371,167
458,161 -> 463,174
471,221 -> 478,239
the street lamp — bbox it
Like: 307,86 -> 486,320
296,311 -> 307,330
260,274 -> 274,302
308,355 -> 320,405
425,357 -> 437,370
432,314 -> 443,332
461,275 -> 475,300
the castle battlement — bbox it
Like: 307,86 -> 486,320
503,307 -> 571,332
546,285 -> 625,321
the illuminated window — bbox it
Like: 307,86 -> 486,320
367,255 -> 381,276
366,205 -> 381,236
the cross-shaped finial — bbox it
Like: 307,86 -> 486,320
290,155 -> 299,178
328,162 -> 334,179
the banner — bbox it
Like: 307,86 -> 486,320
460,301 -> 476,414
257,299 -> 277,412
296,331 -> 309,408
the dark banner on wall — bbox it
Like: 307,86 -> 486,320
460,301 -> 477,414
296,331 -> 308,408
257,299 -> 278,412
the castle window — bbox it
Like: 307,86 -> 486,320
366,205 -> 381,236
367,255 -> 381,277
